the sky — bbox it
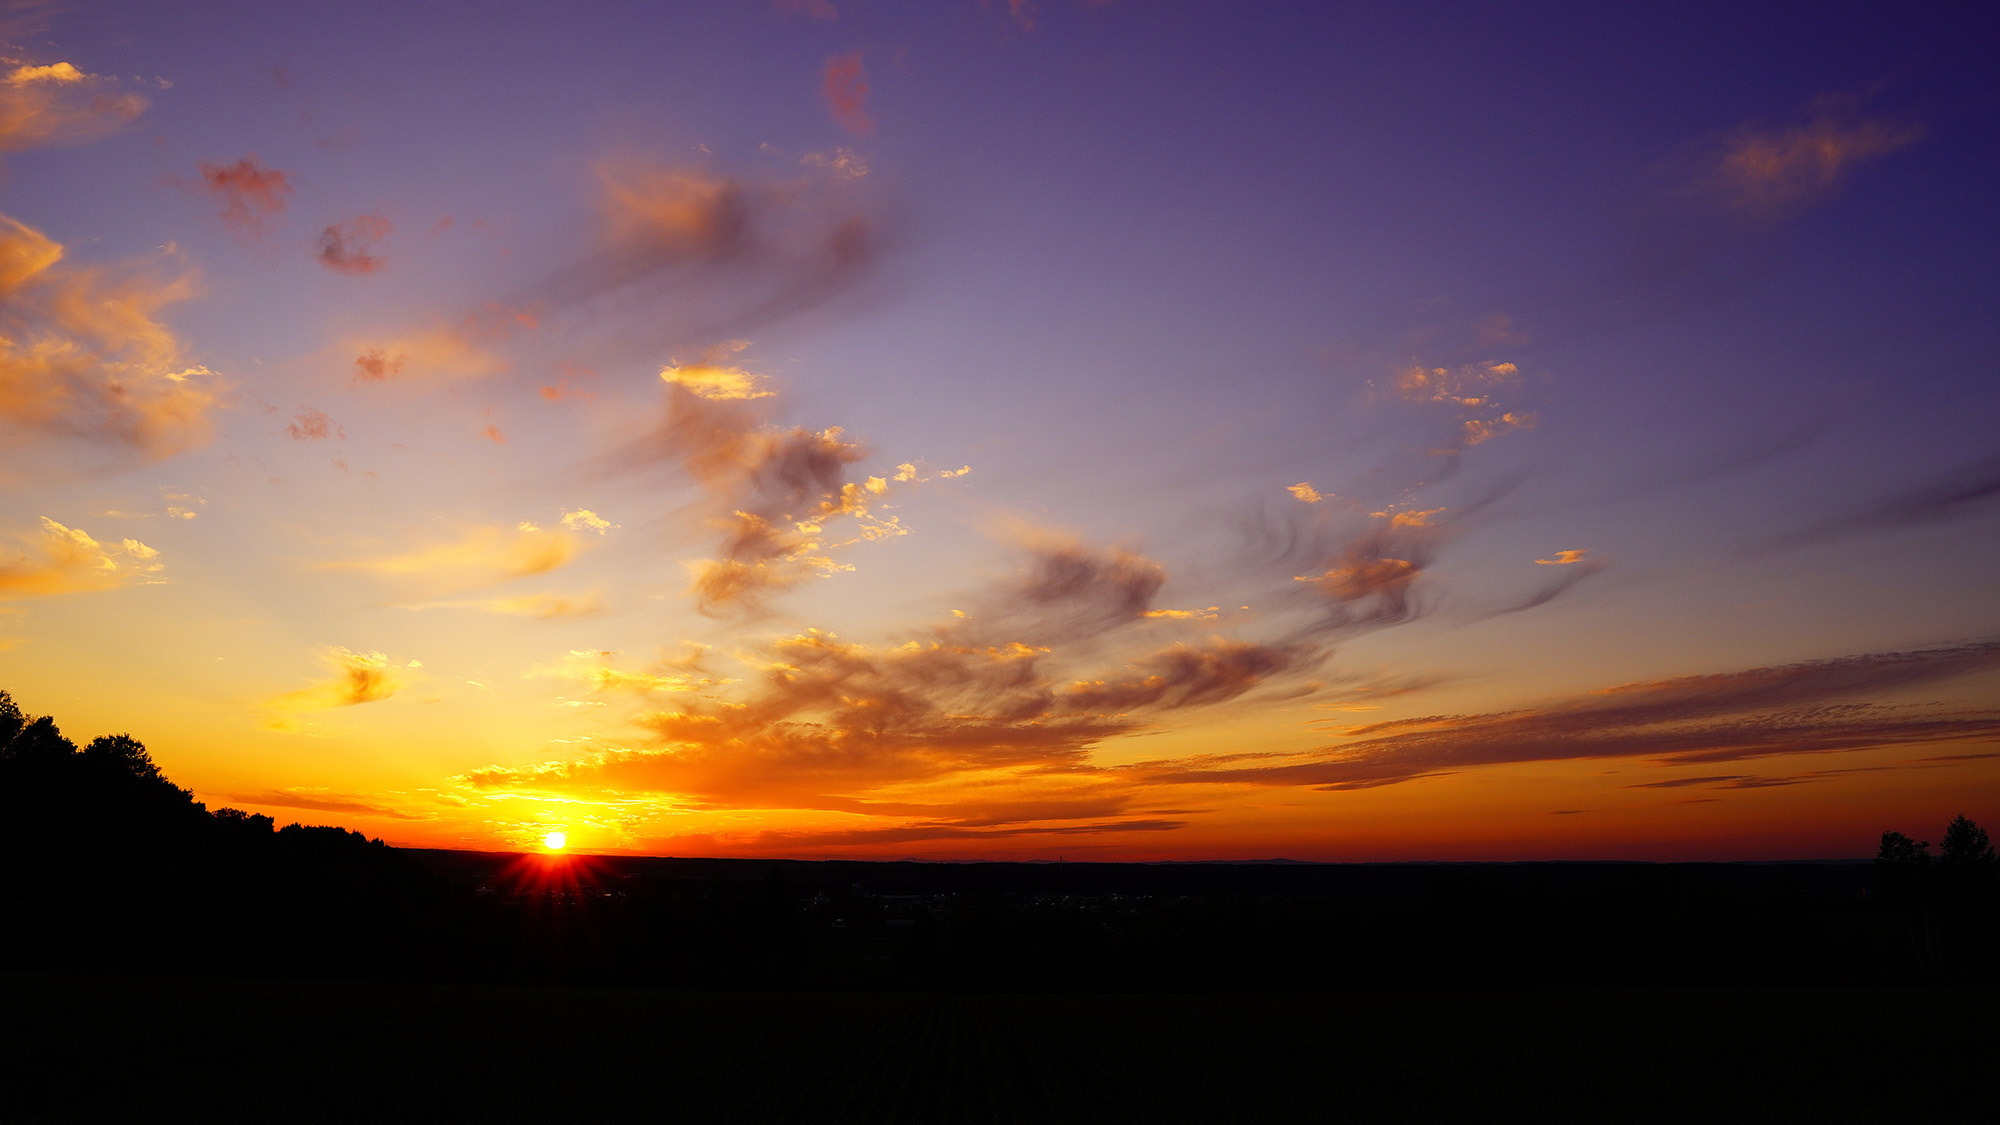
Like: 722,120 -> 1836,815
3,0 -> 1997,860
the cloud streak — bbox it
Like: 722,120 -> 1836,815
537,159 -> 882,341
221,788 -> 426,820
321,522 -> 582,593
1710,103 -> 1919,215
1767,453 -> 2000,549
1131,641 -> 2000,792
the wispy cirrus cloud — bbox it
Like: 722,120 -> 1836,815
402,591 -> 606,620
1764,452 -> 2000,550
1487,548 -> 1608,617
220,788 -> 427,820
1708,101 -> 1920,216
320,521 -> 583,593
528,647 -> 728,695
348,304 -> 532,383
544,159 -> 882,340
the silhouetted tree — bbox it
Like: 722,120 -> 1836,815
1,715 -> 77,764
212,807 -> 275,838
1938,816 -> 1995,868
1875,829 -> 1942,974
82,734 -> 163,782
1876,831 -> 1931,866
0,689 -> 23,746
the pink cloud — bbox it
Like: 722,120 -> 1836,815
821,51 -> 874,137
317,214 -> 391,275
285,407 -> 343,441
199,157 -> 293,239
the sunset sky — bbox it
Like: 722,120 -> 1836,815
3,1 -> 1997,859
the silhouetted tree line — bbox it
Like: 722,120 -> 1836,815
1874,816 -> 1997,977
3,687 -> 1997,990
0,689 -> 441,977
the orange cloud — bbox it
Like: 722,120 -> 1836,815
1537,549 -> 1590,566
821,51 -> 874,137
529,648 -> 726,695
1388,357 -> 1537,457
1144,606 -> 1220,621
465,621 -> 1309,814
405,592 -> 606,620
316,214 -> 391,275
0,58 -> 145,153
0,517 -> 163,599
561,509 -> 616,534
613,371 -> 920,614
1297,555 -> 1418,603
1712,107 -> 1920,215
199,156 -> 293,239
0,213 -> 223,469
1394,359 -> 1519,407
321,522 -> 580,592
1374,507 -> 1443,529
264,647 -> 414,721
348,324 -> 502,382
353,349 -> 405,381
485,592 -> 602,619
456,526 -> 1325,829
539,360 -> 596,403
660,341 -> 775,400
1461,411 -> 1535,446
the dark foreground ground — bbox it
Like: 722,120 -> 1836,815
3,974 -> 1988,1123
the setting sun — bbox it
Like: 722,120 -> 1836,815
542,832 -> 566,851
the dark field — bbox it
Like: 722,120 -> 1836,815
3,974 -> 1988,1122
